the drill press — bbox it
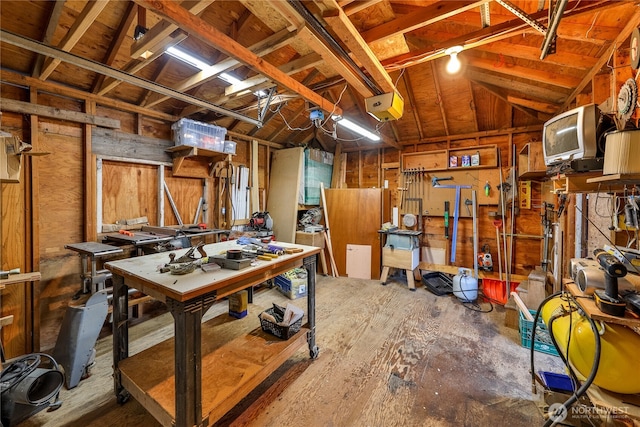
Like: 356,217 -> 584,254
593,248 -> 628,317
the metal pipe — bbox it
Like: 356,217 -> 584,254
540,0 -> 568,59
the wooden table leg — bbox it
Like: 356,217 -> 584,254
406,269 -> 417,291
380,266 -> 390,285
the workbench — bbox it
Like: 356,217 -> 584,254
105,241 -> 321,427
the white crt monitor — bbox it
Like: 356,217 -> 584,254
543,104 -> 599,166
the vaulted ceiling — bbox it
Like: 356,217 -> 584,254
1,0 -> 639,152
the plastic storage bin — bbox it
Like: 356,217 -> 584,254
223,140 -> 237,154
259,307 -> 303,339
171,118 -> 226,151
275,268 -> 308,299
519,309 -> 560,356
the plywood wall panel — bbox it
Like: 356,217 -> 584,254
360,150 -> 380,188
102,161 -> 159,225
165,172 -> 204,226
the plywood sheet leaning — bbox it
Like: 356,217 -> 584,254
267,147 -> 303,243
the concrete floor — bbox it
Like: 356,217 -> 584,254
16,274 -> 563,427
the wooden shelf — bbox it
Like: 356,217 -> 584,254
402,145 -> 498,172
166,145 -> 230,178
566,283 -> 640,328
586,173 -> 640,186
119,319 -> 309,427
550,172 -> 603,194
518,142 -> 547,179
0,272 -> 41,289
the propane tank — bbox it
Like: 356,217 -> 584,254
453,268 -> 478,302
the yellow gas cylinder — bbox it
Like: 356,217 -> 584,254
541,296 -> 640,394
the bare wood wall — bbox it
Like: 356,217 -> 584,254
0,87 -> 258,355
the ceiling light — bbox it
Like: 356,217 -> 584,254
219,72 -> 241,85
445,46 -> 463,74
332,115 -> 380,142
166,46 -> 210,70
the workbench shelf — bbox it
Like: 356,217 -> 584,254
119,315 -> 310,427
402,145 -> 498,172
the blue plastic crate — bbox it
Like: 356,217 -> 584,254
519,309 -> 560,357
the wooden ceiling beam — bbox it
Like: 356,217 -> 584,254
506,95 -> 557,114
130,0 -> 214,59
477,41 -> 598,70
296,26 -> 374,98
321,0 -> 397,94
97,31 -> 188,95
472,81 -> 549,121
342,0 -> 383,16
559,7 -> 640,112
429,62 -> 450,137
400,70 -> 423,140
39,0 -> 109,81
361,1 -> 487,44
465,53 -> 582,89
225,53 -> 322,98
32,0 -> 65,78
380,0 -> 611,71
466,68 -> 567,103
144,28 -> 295,108
92,2 -> 139,93
0,69 -> 176,121
134,0 -> 341,116
1,98 -> 120,128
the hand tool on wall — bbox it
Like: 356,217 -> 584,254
492,220 -> 503,281
432,176 -> 472,263
444,201 -> 450,239
464,198 -> 472,216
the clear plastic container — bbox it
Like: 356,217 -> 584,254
171,118 -> 227,151
223,140 -> 237,154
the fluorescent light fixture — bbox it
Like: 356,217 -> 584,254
219,72 -> 241,85
445,46 -> 463,74
332,115 -> 380,142
166,46 -> 210,70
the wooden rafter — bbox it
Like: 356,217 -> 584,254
130,0 -> 215,58
430,62 -> 450,136
321,0 -> 397,93
39,0 -> 109,81
472,81 -> 548,121
361,1 -> 487,44
398,70 -> 422,140
559,7 -> 640,112
32,0 -> 65,78
143,28 -> 295,108
464,53 -> 582,89
466,68 -> 568,103
296,26 -> 374,98
0,69 -> 176,121
91,1 -> 138,93
380,0 -> 612,72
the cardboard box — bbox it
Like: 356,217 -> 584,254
275,268 -> 308,299
295,231 -> 325,248
228,290 -> 248,318
603,130 -> 640,175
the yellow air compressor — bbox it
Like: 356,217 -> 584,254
541,296 -> 640,394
